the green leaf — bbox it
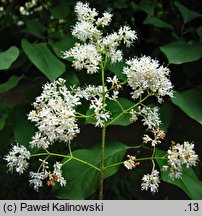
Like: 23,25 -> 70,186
143,17 -> 174,31
197,26 -> 202,40
0,75 -> 24,93
12,104 -> 35,147
24,19 -> 46,38
106,61 -> 127,81
22,39 -> 66,81
107,98 -> 135,126
156,149 -> 202,199
139,0 -> 154,16
171,88 -> 202,125
0,46 -> 19,70
49,0 -> 70,19
52,141 -> 127,199
175,1 -> 202,24
160,41 -> 202,64
49,35 -> 76,59
159,102 -> 173,131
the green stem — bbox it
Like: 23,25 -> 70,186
99,55 -> 108,200
99,125 -> 106,200
73,156 -> 100,171
31,151 -> 100,171
104,156 -> 167,170
106,93 -> 152,126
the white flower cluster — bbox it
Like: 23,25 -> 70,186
141,170 -> 160,193
143,128 -> 166,147
73,84 -> 111,127
4,144 -> 30,175
162,141 -> 199,179
29,161 -> 66,191
130,106 -> 161,129
124,155 -> 140,170
63,1 -> 137,74
63,43 -> 102,74
28,78 -> 81,148
106,75 -> 122,100
123,56 -> 173,102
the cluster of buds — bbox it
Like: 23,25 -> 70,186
124,155 -> 140,170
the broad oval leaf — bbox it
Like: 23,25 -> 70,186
24,19 -> 46,38
175,1 -> 202,24
0,46 -> 19,70
143,16 -> 174,31
160,41 -> 202,64
21,39 -> 66,81
52,141 -> 127,199
0,75 -> 24,93
171,88 -> 202,125
159,102 -> 174,131
156,149 -> 202,199
106,98 -> 135,126
12,104 -> 35,147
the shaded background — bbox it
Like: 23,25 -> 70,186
0,0 -> 202,199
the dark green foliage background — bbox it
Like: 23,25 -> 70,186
0,0 -> 202,199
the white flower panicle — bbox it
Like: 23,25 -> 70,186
106,75 -> 122,100
143,128 -> 166,147
4,144 -> 30,175
63,1 -> 137,73
51,162 -> 66,187
63,43 -> 102,74
29,171 -> 46,191
75,1 -> 98,23
124,155 -> 140,170
72,21 -> 101,42
89,96 -> 110,127
140,106 -> 161,129
162,141 -> 199,179
123,56 -> 173,102
28,78 -> 81,148
141,170 -> 160,193
130,106 -> 161,129
96,12 -> 113,27
118,25 -> 137,47
29,161 -> 66,191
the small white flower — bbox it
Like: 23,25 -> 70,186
130,109 -> 138,122
29,171 -> 47,191
118,25 -> 137,47
89,96 -> 110,127
141,170 -> 160,193
52,162 -> 66,187
4,144 -> 30,175
96,12 -> 112,27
